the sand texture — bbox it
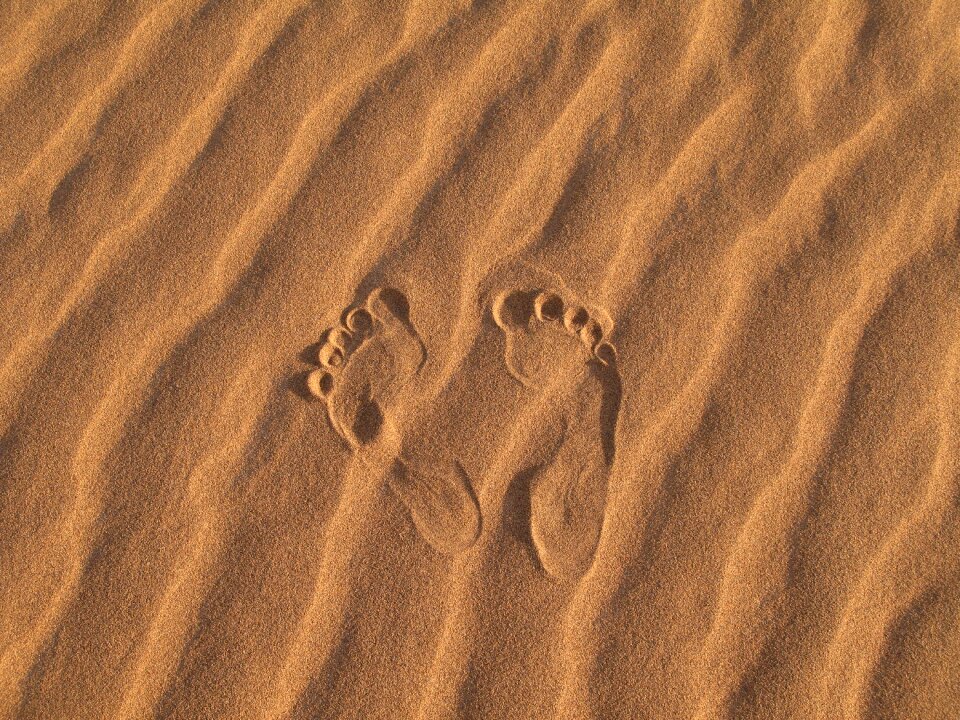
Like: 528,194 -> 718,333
2,1 -> 960,718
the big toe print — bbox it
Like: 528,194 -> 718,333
493,286 -> 622,580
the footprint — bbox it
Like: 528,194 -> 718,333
492,286 -> 621,581
302,287 -> 480,555
306,287 -> 425,450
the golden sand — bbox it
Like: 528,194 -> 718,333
2,1 -> 959,718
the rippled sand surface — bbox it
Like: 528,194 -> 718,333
2,2 -> 959,718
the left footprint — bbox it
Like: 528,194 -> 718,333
304,287 -> 480,554
307,287 -> 425,450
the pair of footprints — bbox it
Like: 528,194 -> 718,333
303,286 -> 620,581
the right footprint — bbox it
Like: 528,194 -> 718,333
492,287 -> 622,581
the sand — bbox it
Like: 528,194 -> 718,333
1,1 -> 959,718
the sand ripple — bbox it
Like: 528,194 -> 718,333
1,1 -> 959,718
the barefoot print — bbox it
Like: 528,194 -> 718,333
302,287 -> 480,555
306,287 -> 425,450
492,285 -> 621,580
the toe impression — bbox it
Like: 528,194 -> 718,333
563,306 -> 589,335
318,343 -> 344,368
344,306 -> 373,335
534,292 -> 564,322
306,369 -> 335,399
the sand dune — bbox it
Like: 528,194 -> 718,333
2,1 -> 959,718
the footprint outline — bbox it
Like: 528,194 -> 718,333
302,286 -> 482,556
489,277 -> 622,581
